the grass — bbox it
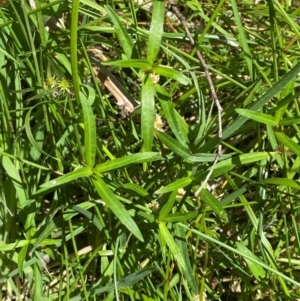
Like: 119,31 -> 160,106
1,0 -> 300,300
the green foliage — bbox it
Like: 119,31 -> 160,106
1,0 -> 300,300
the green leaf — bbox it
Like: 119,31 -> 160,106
236,242 -> 266,280
147,0 -> 165,64
279,117 -> 300,126
25,104 -> 53,159
33,167 -> 93,197
230,0 -> 253,77
275,131 -> 300,157
122,183 -> 149,196
2,156 -> 27,207
141,75 -> 155,152
188,153 -> 231,163
156,85 -> 189,147
40,167 -> 93,188
101,59 -> 152,70
159,190 -> 177,220
235,109 -> 278,126
94,152 -> 162,173
33,263 -> 43,299
223,61 -> 300,139
18,244 -> 29,279
0,240 -> 30,252
70,0 -> 81,95
199,189 -> 227,220
80,0 -> 106,14
155,177 -> 192,194
72,205 -> 104,232
175,225 -> 198,294
220,187 -> 248,206
30,128 -> 44,161
214,152 -> 274,171
104,5 -> 134,58
162,211 -> 198,223
159,222 -> 186,270
153,65 -> 191,86
70,267 -> 157,299
177,223 -> 300,289
155,130 -> 191,158
259,178 -> 300,189
80,91 -> 96,167
30,221 -> 56,255
116,266 -> 157,288
0,148 -> 49,171
93,176 -> 144,242
56,52 -> 72,76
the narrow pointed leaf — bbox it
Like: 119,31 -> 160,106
94,152 -> 162,173
101,59 -> 152,70
105,5 -> 134,58
156,85 -> 189,147
32,167 -> 93,197
80,92 -> 96,167
159,222 -> 185,270
175,225 -> 198,294
122,183 -> 149,196
177,223 -> 300,289
279,117 -> 300,125
155,130 -> 191,158
93,176 -> 143,241
236,243 -> 266,280
162,211 -> 198,223
25,105 -> 52,158
275,131 -> 300,157
85,267 -> 157,297
215,152 -> 274,170
200,189 -> 227,220
72,205 -> 104,232
2,156 -> 27,207
153,65 -> 191,85
40,167 -> 93,188
224,61 -> 300,139
259,178 -> 300,189
159,190 -> 177,220
141,75 -> 155,152
235,109 -> 278,126
155,177 -> 192,194
188,153 -> 231,162
147,0 -> 165,64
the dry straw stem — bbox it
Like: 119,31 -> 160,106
88,48 -> 140,117
169,1 -> 223,197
